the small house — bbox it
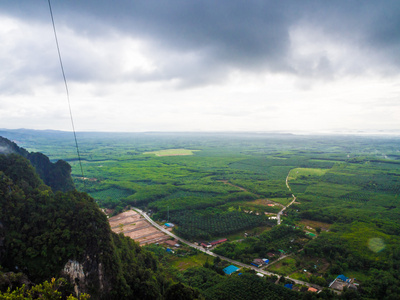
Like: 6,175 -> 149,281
210,238 -> 227,246
223,265 -> 240,275
337,274 -> 349,282
284,284 -> 293,289
252,258 -> 265,267
329,275 -> 357,291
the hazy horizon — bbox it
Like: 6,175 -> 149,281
2,127 -> 400,137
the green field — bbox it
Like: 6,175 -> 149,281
268,257 -> 298,275
3,130 -> 400,297
144,148 -> 200,156
169,252 -> 210,271
268,197 -> 293,206
288,168 -> 329,180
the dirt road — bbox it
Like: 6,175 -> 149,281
277,170 -> 297,225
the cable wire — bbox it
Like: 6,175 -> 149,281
48,0 -> 85,186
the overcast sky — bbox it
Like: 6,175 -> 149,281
1,0 -> 399,133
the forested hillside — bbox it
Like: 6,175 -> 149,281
1,131 -> 400,299
0,137 -> 74,192
0,136 -> 313,299
0,139 -> 196,299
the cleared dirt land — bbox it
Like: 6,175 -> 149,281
144,148 -> 199,156
109,210 -> 170,246
299,219 -> 332,232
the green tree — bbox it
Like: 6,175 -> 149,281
0,278 -> 90,300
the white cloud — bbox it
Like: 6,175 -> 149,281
0,2 -> 400,134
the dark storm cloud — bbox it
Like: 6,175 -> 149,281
1,0 -> 400,86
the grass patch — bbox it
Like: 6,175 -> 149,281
248,199 -> 284,207
290,272 -> 308,281
299,220 -> 332,232
269,197 -> 293,206
268,257 -> 297,275
144,149 -> 200,156
170,252 -> 210,271
288,168 -> 329,181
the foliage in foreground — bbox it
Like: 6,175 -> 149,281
0,151 -> 197,299
0,278 -> 89,300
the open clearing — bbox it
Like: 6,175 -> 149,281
109,210 -> 170,245
267,257 -> 297,275
268,197 -> 293,206
170,253 -> 210,271
268,255 -> 330,280
144,149 -> 200,156
299,220 -> 332,232
248,198 -> 284,207
288,168 -> 329,180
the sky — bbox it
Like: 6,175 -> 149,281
0,0 -> 400,134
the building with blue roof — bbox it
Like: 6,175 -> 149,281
284,283 -> 293,289
329,274 -> 357,291
223,265 -> 240,275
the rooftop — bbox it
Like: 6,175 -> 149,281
223,265 -> 240,275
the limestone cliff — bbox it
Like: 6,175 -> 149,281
0,147 -> 165,299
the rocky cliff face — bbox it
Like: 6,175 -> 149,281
0,138 -> 170,299
61,248 -> 114,298
0,152 -> 113,298
62,260 -> 89,296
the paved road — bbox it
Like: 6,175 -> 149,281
132,207 -> 322,290
133,208 -> 207,252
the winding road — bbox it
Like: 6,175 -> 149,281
277,194 -> 296,225
132,205 -> 322,290
129,169 -> 322,290
277,172 -> 296,225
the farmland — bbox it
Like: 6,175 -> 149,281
144,148 -> 200,156
3,129 -> 400,298
108,210 -> 171,245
